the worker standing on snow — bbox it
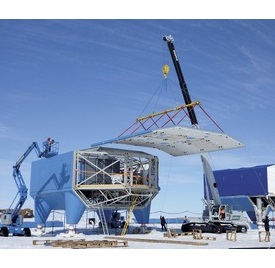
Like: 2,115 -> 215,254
160,215 -> 167,231
263,215 -> 270,232
183,215 -> 190,224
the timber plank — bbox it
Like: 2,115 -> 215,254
33,239 -> 128,248
106,236 -> 208,246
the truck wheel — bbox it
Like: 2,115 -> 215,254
211,226 -> 217,233
24,228 -> 31,237
240,226 -> 247,233
181,224 -> 189,232
1,227 -> 9,237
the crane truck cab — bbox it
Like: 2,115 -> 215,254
211,205 -> 231,221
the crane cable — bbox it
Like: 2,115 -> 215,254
137,45 -> 174,118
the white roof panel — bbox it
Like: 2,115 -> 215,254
115,126 -> 244,156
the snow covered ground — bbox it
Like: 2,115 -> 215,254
0,223 -> 274,266
0,223 -> 274,249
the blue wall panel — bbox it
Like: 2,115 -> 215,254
221,196 -> 257,223
202,164 -> 274,224
213,165 -> 271,196
30,151 -> 74,194
134,202 -> 151,224
221,195 -> 254,211
30,151 -> 86,225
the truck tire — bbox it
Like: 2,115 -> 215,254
0,227 -> 9,237
181,224 -> 189,232
24,228 -> 31,237
211,225 -> 222,234
211,226 -> 218,233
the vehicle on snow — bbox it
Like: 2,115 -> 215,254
181,221 -> 247,234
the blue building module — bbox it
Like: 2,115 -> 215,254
30,146 -> 159,228
213,164 -> 272,196
30,151 -> 86,226
207,164 -> 275,223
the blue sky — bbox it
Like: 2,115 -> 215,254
1,19 -> 275,219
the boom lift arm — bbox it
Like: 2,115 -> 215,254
0,139 -> 58,236
10,142 -> 44,224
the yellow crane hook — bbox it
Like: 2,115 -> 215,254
162,64 -> 169,79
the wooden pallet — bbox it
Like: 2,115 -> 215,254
258,231 -> 270,242
33,239 -> 128,249
33,239 -> 86,246
164,229 -> 216,241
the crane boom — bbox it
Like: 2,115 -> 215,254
201,154 -> 221,205
163,35 -> 198,125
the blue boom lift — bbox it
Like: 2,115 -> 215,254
0,139 -> 58,236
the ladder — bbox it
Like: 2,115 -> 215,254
97,204 -> 109,235
121,195 -> 138,235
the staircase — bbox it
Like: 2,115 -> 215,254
121,195 -> 138,235
97,204 -> 109,235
